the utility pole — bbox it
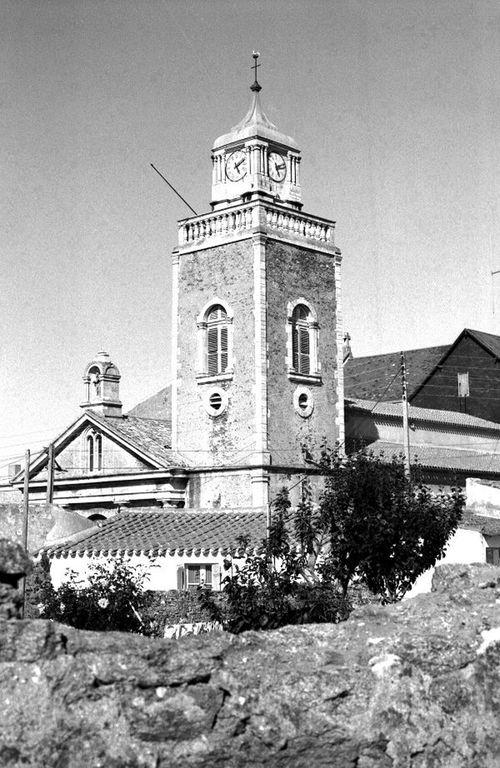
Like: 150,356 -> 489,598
20,448 -> 30,619
46,443 -> 54,507
400,352 -> 411,480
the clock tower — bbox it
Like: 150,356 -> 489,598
171,55 -> 344,510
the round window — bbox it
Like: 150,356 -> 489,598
293,386 -> 314,418
204,387 -> 228,418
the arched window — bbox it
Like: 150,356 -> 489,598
206,304 -> 229,376
87,434 -> 94,472
86,431 -> 103,472
286,299 -> 320,381
292,304 -> 312,374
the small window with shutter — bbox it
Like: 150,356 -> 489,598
206,305 -> 229,376
179,564 -> 220,591
292,304 -> 312,374
457,372 -> 470,398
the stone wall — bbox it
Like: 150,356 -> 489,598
0,503 -> 54,553
2,536 -> 500,765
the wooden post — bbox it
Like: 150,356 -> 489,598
400,352 -> 411,480
46,443 -> 54,506
20,448 -> 30,619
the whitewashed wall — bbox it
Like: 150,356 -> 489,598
407,527 -> 486,597
50,550 -> 245,591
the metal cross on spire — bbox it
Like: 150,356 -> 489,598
250,51 -> 261,92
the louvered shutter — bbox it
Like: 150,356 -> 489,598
299,327 -> 310,374
212,564 -> 221,591
220,327 -> 228,372
207,327 -> 219,375
292,327 -> 299,370
176,566 -> 185,591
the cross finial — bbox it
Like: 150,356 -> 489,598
250,51 -> 261,92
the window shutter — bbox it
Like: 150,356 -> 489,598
299,328 -> 310,374
292,327 -> 299,370
212,563 -> 221,591
207,327 -> 219,375
220,327 -> 228,372
176,566 -> 185,591
457,372 -> 469,398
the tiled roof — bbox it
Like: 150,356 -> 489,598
358,440 -> 500,474
347,399 -> 500,431
460,509 -> 500,536
89,412 -> 179,466
344,345 -> 449,401
46,509 -> 268,558
128,386 -> 172,422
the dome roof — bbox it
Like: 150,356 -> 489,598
213,90 -> 298,151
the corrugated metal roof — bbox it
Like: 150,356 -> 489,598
347,399 -> 500,431
46,508 -> 268,558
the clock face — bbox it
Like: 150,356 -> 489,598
268,152 -> 287,182
225,150 -> 247,182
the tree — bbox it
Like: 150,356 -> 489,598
298,449 -> 465,603
201,450 -> 465,631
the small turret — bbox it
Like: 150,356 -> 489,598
80,351 -> 122,417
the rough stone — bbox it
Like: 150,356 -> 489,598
1,561 -> 500,765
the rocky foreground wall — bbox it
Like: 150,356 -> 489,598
1,539 -> 500,767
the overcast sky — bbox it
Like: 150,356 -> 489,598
1,0 -> 498,474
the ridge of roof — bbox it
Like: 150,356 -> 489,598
347,399 -> 500,431
464,328 -> 500,359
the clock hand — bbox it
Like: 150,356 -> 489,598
234,158 -> 246,170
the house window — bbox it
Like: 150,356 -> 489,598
486,547 -> 500,566
286,299 -> 320,381
177,564 -> 221,591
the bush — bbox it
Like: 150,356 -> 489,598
28,554 -> 155,634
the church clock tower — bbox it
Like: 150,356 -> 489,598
171,55 -> 344,509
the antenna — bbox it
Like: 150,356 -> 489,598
150,163 -> 198,216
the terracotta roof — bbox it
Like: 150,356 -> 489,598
347,399 -> 500,431
88,412 -> 178,466
46,508 -> 268,558
358,440 -> 500,474
128,386 -> 171,422
344,345 -> 449,401
460,509 -> 500,536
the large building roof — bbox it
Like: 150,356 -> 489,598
344,328 -> 500,403
347,399 -> 500,432
127,386 -> 171,422
46,508 -> 268,559
344,345 -> 449,401
89,411 -> 176,466
359,440 -> 500,475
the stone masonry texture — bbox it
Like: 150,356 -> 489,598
2,544 -> 500,765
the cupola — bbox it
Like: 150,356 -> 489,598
80,351 -> 122,417
211,53 -> 302,211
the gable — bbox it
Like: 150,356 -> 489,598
411,331 -> 500,422
344,345 -> 449,401
27,423 -> 159,483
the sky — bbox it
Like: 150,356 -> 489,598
1,0 -> 498,476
